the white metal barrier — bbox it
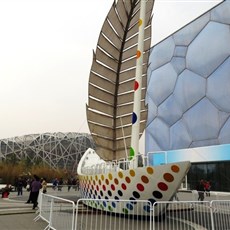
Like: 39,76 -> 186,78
36,193 -> 230,230
35,193 -> 75,230
75,199 -> 152,230
210,200 -> 230,230
153,201 -> 212,230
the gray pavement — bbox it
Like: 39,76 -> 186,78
0,186 -> 81,230
1,188 -> 229,230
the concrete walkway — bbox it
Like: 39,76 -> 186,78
0,187 -> 81,230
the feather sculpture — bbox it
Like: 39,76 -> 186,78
87,0 -> 154,160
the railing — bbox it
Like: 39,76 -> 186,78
35,193 -> 75,230
75,199 -> 152,230
35,192 -> 230,230
81,153 -> 150,175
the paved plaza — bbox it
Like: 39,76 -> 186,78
0,186 -> 81,230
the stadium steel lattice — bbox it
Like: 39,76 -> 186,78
0,132 -> 95,171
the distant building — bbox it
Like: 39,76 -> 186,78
146,1 -> 230,191
0,132 -> 95,171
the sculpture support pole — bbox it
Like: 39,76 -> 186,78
130,0 -> 147,168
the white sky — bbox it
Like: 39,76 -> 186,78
0,0 -> 220,151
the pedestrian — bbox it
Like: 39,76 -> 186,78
30,175 -> 42,209
58,178 -> 63,191
41,178 -> 47,194
204,180 -> 211,197
67,178 -> 72,192
196,179 -> 205,202
25,178 -> 34,204
1,184 -> 11,198
16,177 -> 23,196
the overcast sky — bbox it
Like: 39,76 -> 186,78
0,0 -> 220,147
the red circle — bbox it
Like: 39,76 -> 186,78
111,184 -> 115,191
137,183 -> 144,192
102,185 -> 106,191
121,183 -> 127,190
158,182 -> 168,191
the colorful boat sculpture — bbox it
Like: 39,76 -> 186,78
77,0 -> 191,217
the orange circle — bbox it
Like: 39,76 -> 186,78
129,169 -> 135,177
114,178 -> 119,185
136,50 -> 141,58
163,173 -> 174,182
125,177 -> 131,183
171,165 -> 180,173
147,167 -> 154,175
141,175 -> 149,184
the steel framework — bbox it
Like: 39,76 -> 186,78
0,132 -> 95,170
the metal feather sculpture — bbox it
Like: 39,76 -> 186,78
87,0 -> 154,161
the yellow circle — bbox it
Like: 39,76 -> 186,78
147,167 -> 154,175
129,169 -> 135,177
101,175 -> 104,181
108,173 -> 113,180
118,172 -> 123,178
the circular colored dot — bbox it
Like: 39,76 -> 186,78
118,190 -> 123,197
108,190 -> 112,196
134,81 -> 139,90
126,203 -> 133,210
136,50 -> 141,59
108,206 -> 113,211
114,196 -> 119,200
100,191 -> 103,196
118,172 -> 123,178
125,177 -> 131,183
105,179 -> 109,185
99,179 -> 102,185
111,184 -> 115,191
129,170 -> 135,177
95,175 -> 98,181
96,185 -> 99,191
147,167 -> 154,175
122,208 -> 129,214
111,202 -> 116,208
105,196 -> 108,200
101,175 -> 104,181
141,175 -> 149,184
102,185 -> 106,191
143,205 -> 151,212
138,19 -> 143,27
171,165 -> 180,173
103,201 -> 107,207
148,198 -> 156,205
163,173 -> 174,182
108,173 -> 113,180
90,176 -> 92,180
158,182 -> 168,191
133,191 -> 140,199
121,183 -> 127,190
114,178 -> 119,185
129,197 -> 137,204
153,191 -> 163,199
137,183 -> 144,192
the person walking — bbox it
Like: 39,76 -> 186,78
41,178 -> 47,194
196,179 -> 205,202
31,175 -> 42,209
